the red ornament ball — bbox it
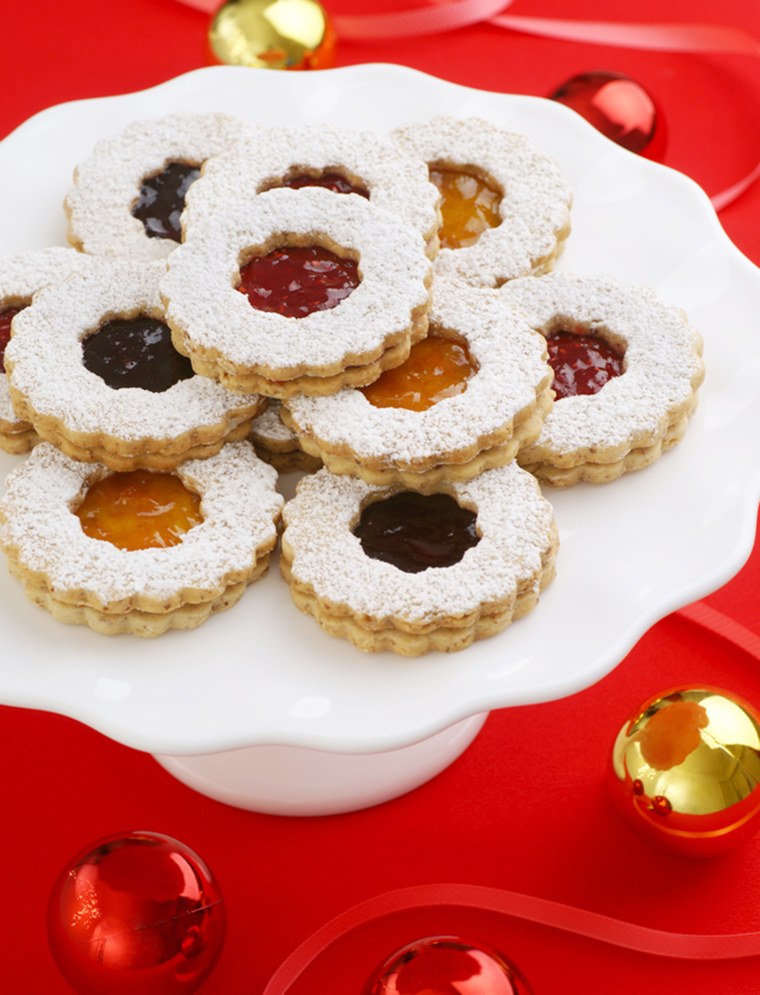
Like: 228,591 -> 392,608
363,935 -> 533,995
47,830 -> 225,994
550,71 -> 664,159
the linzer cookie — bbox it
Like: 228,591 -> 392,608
393,116 -> 572,288
65,112 -> 253,260
0,442 -> 282,636
250,400 -> 322,474
4,259 -> 263,471
280,465 -> 558,656
183,124 -> 441,257
161,186 -> 432,398
498,273 -> 705,485
282,282 -> 552,490
0,247 -> 95,454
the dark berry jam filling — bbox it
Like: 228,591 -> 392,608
238,245 -> 360,319
353,491 -> 480,574
280,172 -> 369,198
82,316 -> 194,392
0,306 -> 23,374
131,162 -> 201,242
546,327 -> 625,399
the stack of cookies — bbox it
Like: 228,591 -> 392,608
0,111 -> 703,653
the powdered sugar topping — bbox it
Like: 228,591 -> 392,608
250,401 -> 298,445
0,442 -> 282,603
284,281 -> 549,465
282,464 -> 556,622
0,247 -> 96,426
5,259 -> 261,443
394,116 -> 572,288
161,186 -> 431,374
499,273 -> 704,455
183,124 -> 440,254
65,112 -> 255,260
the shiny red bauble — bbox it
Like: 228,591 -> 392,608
550,71 -> 664,159
47,831 -> 225,994
364,935 -> 533,995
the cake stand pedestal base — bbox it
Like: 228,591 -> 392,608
153,712 -> 487,816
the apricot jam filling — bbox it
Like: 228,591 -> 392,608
82,316 -> 195,392
361,333 -> 478,412
237,245 -> 360,319
353,491 -> 480,573
0,305 -> 23,373
429,167 -> 502,249
76,469 -> 203,551
279,172 -> 369,198
546,327 -> 625,399
131,161 -> 201,242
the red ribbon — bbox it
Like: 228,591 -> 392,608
262,880 -> 760,993
677,602 -> 760,663
178,0 -> 760,209
180,0 -> 760,53
334,1 -> 760,53
174,0 -> 759,53
181,0 -> 759,54
259,600 -> 760,992
333,0 -> 512,39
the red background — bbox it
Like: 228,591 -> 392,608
1,1 -> 759,992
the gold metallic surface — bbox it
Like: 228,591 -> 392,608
209,0 -> 335,71
611,687 -> 760,856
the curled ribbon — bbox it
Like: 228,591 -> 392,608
333,1 -> 760,52
262,881 -> 760,993
180,0 -> 759,55
677,601 -> 760,663
179,0 -> 759,53
261,600 -> 760,992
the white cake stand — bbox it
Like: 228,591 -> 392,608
0,66 -> 758,815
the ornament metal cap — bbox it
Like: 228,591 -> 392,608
610,686 -> 760,857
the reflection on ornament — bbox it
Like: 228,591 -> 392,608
364,935 -> 533,995
549,71 -> 663,158
209,0 -> 335,70
47,831 -> 225,994
611,687 -> 760,857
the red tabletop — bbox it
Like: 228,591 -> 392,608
1,2 -> 759,992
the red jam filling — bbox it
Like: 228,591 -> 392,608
353,491 -> 480,574
361,334 -> 478,412
237,246 -> 360,318
0,306 -> 23,374
280,172 -> 369,198
76,469 -> 203,551
546,328 -> 625,399
82,316 -> 195,392
131,161 -> 201,242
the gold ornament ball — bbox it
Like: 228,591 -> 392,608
209,0 -> 336,71
611,686 -> 760,857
